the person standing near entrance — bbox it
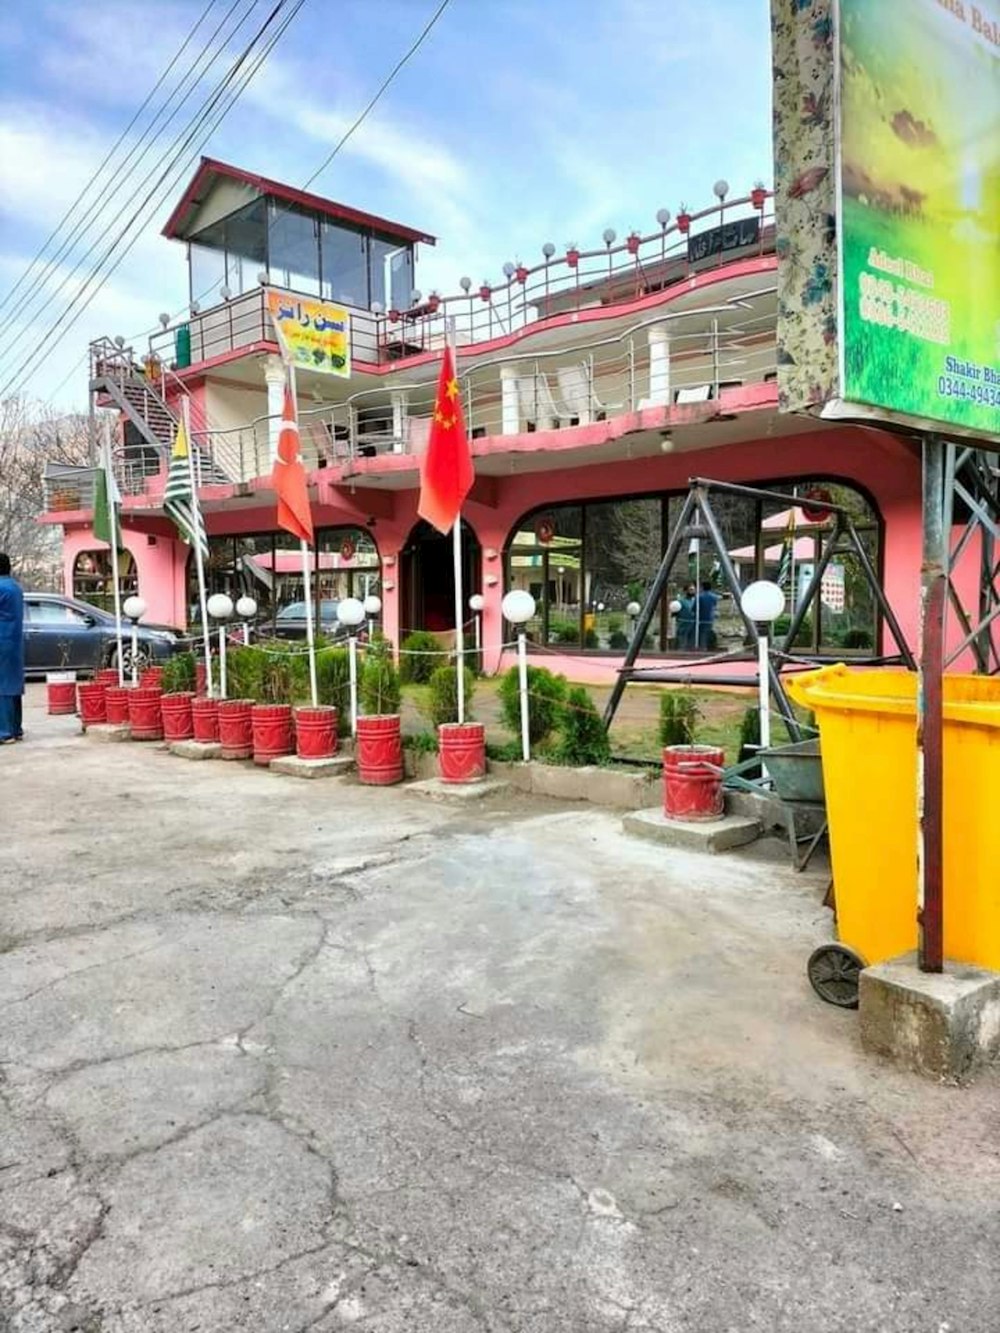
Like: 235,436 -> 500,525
0,554 -> 24,744
676,583 -> 697,650
696,578 -> 720,651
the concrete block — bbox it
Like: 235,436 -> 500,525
82,724 -> 131,743
486,760 -> 532,792
269,754 -> 354,780
169,740 -> 223,760
530,763 -> 595,802
622,807 -> 761,854
403,749 -> 438,781
859,952 -> 1000,1082
405,777 -> 512,803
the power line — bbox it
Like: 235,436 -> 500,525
301,0 -> 453,189
0,0 -> 222,321
0,0 -> 305,400
0,0 -> 262,363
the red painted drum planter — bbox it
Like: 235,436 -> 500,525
95,668 -> 120,689
356,715 -> 404,786
295,706 -> 338,760
161,692 -> 194,742
77,681 -> 107,727
127,686 -> 163,741
252,704 -> 294,766
139,665 -> 165,689
438,723 -> 486,784
46,673 -> 77,715
218,700 -> 253,759
105,686 -> 131,726
191,697 -> 219,744
663,745 -> 725,821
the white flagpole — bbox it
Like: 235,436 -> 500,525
289,365 -> 319,707
104,417 -> 126,685
447,319 -> 465,724
183,398 -> 214,698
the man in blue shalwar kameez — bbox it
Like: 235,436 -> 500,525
0,554 -> 24,743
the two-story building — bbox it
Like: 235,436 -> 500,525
41,156 -> 983,681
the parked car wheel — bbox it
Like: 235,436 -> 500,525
112,643 -> 151,676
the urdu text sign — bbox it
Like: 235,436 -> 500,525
267,292 -> 351,378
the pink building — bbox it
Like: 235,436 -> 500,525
41,158 -> 983,680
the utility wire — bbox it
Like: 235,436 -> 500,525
0,0 -> 304,400
0,0 -> 261,363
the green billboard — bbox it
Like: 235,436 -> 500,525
838,0 -> 1000,436
773,0 -> 1000,442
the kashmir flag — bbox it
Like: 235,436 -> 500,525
92,427 -> 121,547
271,381 -> 313,543
418,345 -> 473,535
164,419 -> 208,558
776,509 -> 797,588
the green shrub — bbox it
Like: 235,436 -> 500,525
548,618 -> 579,645
608,629 -> 629,650
259,652 -> 295,705
772,615 -> 813,648
738,704 -> 761,753
404,730 -> 439,754
161,651 -> 196,693
225,646 -> 265,701
658,690 -> 700,747
583,627 -> 599,649
839,627 -> 873,650
606,616 -> 623,636
553,686 -> 610,766
400,631 -> 441,684
316,647 -> 352,735
498,665 -> 566,745
486,738 -> 525,762
426,663 -> 476,728
360,638 -> 401,716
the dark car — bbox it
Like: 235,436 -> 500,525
255,599 -> 356,643
23,593 -> 188,678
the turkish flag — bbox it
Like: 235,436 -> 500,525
418,345 -> 473,534
272,382 -> 314,543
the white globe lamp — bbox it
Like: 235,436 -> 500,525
235,595 -> 257,619
207,593 -> 233,620
123,595 -> 146,622
362,594 -> 382,616
740,581 -> 785,624
337,597 -> 366,628
501,589 -> 536,624
468,593 -> 485,612
502,590 -> 536,762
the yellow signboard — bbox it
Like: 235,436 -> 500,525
267,292 -> 350,378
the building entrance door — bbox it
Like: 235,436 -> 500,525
401,520 -> 480,637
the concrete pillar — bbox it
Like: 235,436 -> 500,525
647,324 -> 671,406
263,355 -> 286,466
390,390 -> 408,453
478,532 -> 507,675
500,364 -> 520,436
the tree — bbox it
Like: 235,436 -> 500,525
0,396 -> 92,589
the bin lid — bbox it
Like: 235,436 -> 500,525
786,664 -> 1000,730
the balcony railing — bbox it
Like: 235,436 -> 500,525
145,191 -> 774,373
156,294 -> 778,485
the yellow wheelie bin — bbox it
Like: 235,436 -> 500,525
786,665 -> 1000,1006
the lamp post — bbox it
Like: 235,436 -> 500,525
207,593 -> 234,700
235,595 -> 257,647
669,598 -> 682,649
740,580 -> 786,764
626,600 -> 641,647
363,594 -> 382,643
122,595 -> 146,686
501,590 -> 536,762
469,592 -> 484,665
336,597 -> 366,736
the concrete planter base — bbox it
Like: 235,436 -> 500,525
269,754 -> 354,780
406,777 -> 511,803
623,808 -> 761,853
487,760 -> 657,810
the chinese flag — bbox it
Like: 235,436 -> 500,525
272,381 -> 314,543
418,345 -> 473,534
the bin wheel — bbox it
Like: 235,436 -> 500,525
807,944 -> 864,1009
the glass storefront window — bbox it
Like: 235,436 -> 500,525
505,481 -> 881,656
370,235 -> 414,310
321,222 -> 369,307
190,242 -> 226,307
268,202 -> 320,296
72,549 -> 137,613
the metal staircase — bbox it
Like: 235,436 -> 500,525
89,338 -> 232,487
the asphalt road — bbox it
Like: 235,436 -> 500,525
1,688 -> 997,1331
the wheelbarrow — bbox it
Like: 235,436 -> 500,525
723,737 -> 829,873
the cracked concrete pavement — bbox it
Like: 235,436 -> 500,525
1,686 -> 999,1331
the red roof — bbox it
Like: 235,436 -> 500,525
162,157 -> 437,246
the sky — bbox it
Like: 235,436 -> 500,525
0,0 -> 773,409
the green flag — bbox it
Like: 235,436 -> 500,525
92,431 -> 121,547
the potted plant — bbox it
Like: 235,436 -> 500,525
295,646 -> 349,759
356,638 -> 403,785
218,646 -> 261,760
552,686 -> 610,767
429,663 -> 483,784
252,653 -> 295,766
676,206 -> 691,235
46,641 -> 77,716
658,690 -> 724,821
159,652 -> 196,743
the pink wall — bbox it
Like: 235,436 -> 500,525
62,525 -> 191,628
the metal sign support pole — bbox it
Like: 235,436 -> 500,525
918,435 -> 946,973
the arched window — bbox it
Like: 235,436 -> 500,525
72,549 -> 137,611
505,480 -> 882,656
